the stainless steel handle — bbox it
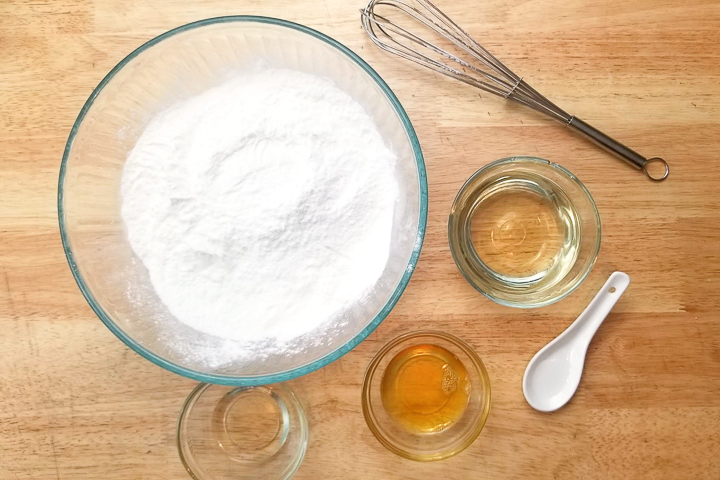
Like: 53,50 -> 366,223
567,117 -> 669,181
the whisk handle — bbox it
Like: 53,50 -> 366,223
567,117 -> 669,181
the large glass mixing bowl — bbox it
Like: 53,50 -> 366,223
58,16 -> 427,386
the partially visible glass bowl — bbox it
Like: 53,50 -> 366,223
178,383 -> 307,480
448,156 -> 600,308
59,16 -> 427,385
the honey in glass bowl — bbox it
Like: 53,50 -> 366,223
380,344 -> 471,433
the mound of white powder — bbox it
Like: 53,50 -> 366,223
120,67 -> 398,351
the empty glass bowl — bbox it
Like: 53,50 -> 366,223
58,16 -> 427,385
362,331 -> 491,461
178,383 -> 307,480
448,157 -> 601,308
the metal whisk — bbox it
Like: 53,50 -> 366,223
360,0 -> 669,181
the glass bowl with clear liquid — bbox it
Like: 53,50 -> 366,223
448,157 -> 601,308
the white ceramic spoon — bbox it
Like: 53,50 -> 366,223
523,271 -> 630,412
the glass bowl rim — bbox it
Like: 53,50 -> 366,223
447,155 -> 601,308
57,15 -> 428,386
361,330 -> 492,461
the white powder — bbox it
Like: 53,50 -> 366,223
121,67 -> 398,356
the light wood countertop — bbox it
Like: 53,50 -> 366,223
1,0 -> 719,478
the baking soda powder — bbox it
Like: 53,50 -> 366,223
121,67 -> 398,355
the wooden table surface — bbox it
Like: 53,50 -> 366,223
2,0 -> 720,478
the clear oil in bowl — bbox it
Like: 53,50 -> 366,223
448,166 -> 585,307
467,173 -> 581,285
449,157 -> 602,307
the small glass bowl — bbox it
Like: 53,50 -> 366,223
361,331 -> 491,461
448,156 -> 601,308
178,383 -> 308,479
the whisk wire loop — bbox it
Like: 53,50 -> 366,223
361,0 -> 572,122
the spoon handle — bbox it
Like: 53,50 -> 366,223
572,272 -> 631,346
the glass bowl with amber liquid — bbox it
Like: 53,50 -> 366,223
361,331 -> 491,461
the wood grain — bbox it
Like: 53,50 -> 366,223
2,0 -> 720,478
